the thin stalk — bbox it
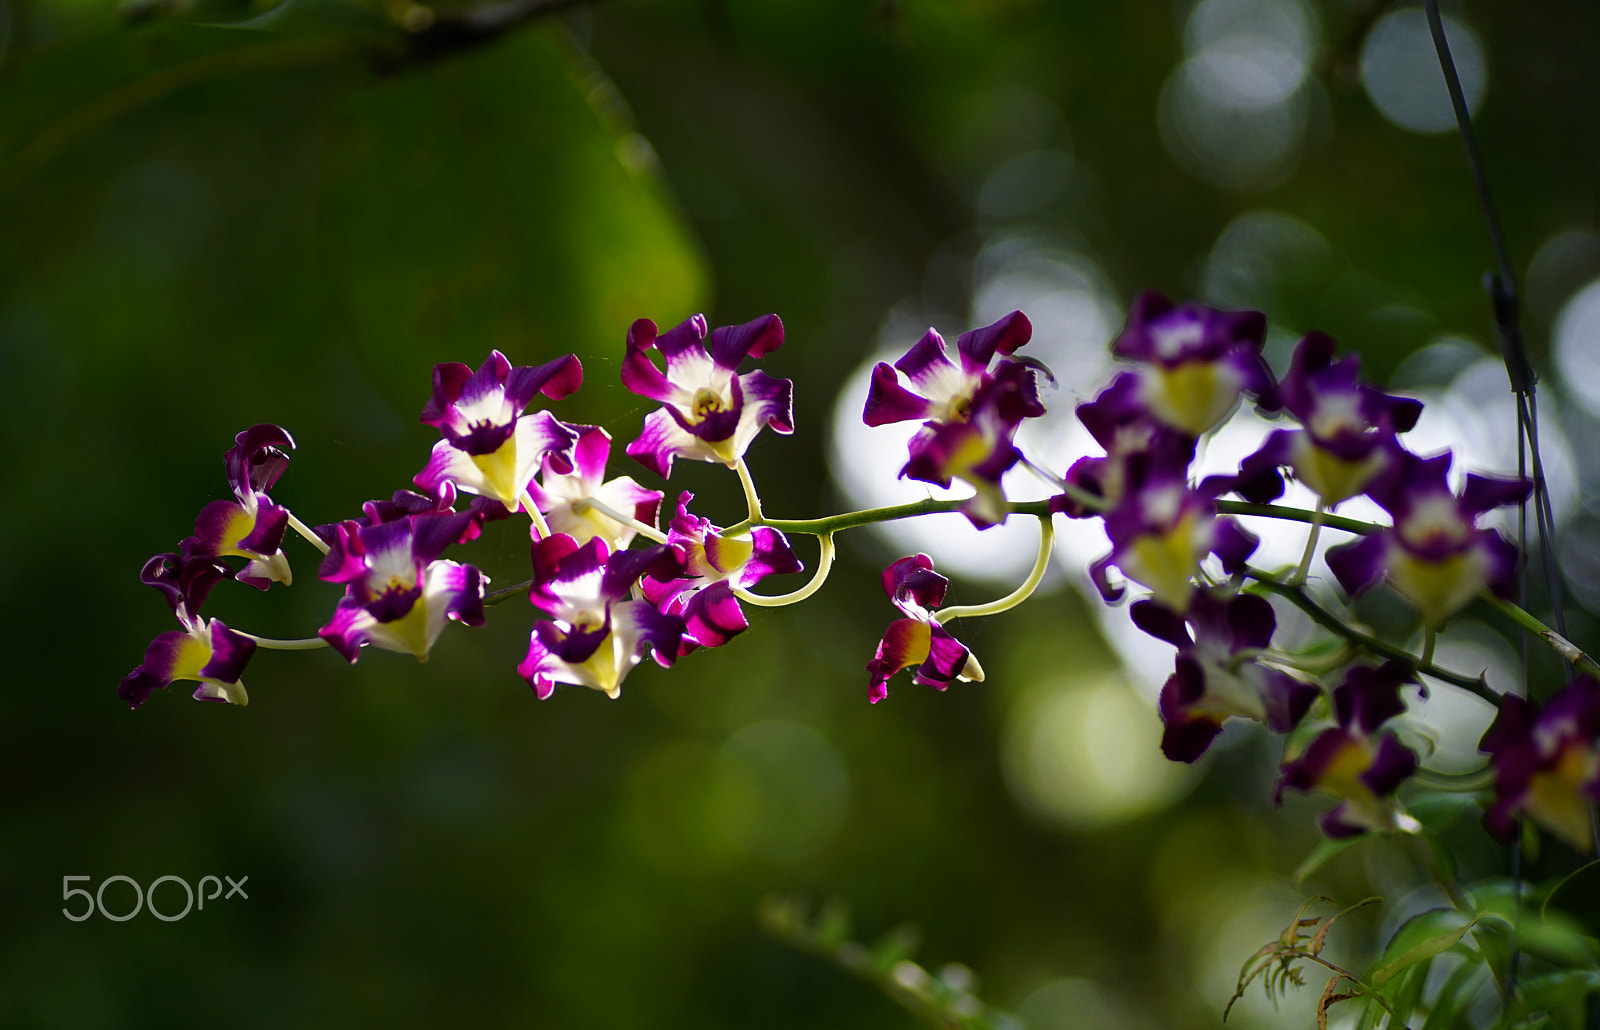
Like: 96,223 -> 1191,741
239,633 -> 328,650
518,487 -> 552,540
1215,500 -> 1377,537
576,498 -> 668,544
286,512 -> 332,555
1247,573 -> 1499,703
731,534 -> 835,607
733,458 -> 764,522
1289,502 -> 1326,587
935,517 -> 1055,623
1485,595 -> 1600,679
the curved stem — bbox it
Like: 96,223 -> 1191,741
933,517 -> 1055,623
576,498 -> 668,544
286,512 -> 332,555
518,487 -> 552,540
731,534 -> 835,607
1412,766 -> 1495,792
239,633 -> 328,650
734,458 -> 764,522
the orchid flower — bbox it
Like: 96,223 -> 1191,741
413,350 -> 582,513
1111,292 -> 1278,437
119,553 -> 257,708
866,554 -> 983,703
1325,449 -> 1529,627
519,534 -> 685,699
621,313 -> 793,477
525,424 -> 663,551
1480,675 -> 1600,852
184,424 -> 296,589
1277,662 -> 1423,838
1229,332 -> 1423,506
318,512 -> 487,662
641,492 -> 802,653
1134,591 -> 1318,762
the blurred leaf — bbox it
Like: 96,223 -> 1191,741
1471,881 -> 1600,968
1370,910 -> 1486,989
318,28 -> 707,404
1419,954 -> 1490,1030
869,922 -> 923,973
1293,837 -> 1364,887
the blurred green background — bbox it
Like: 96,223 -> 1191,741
4,0 -> 1600,1026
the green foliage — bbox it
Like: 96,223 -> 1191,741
759,896 -> 1021,1030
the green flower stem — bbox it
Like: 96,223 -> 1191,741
517,487 -> 553,540
734,457 -> 764,522
1247,572 -> 1499,704
239,633 -> 328,650
1485,595 -> 1600,680
1289,502 -> 1325,588
484,580 -> 529,607
1411,766 -> 1496,792
1214,500 -> 1377,537
725,496 -> 1058,538
286,512 -> 332,555
934,517 -> 1054,623
575,498 -> 669,544
732,533 -> 836,607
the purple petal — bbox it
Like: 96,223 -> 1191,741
224,424 -> 295,496
1360,733 -> 1418,797
1462,473 -> 1532,518
709,313 -> 783,369
621,319 -> 679,403
1130,598 -> 1192,648
504,353 -> 583,409
955,310 -> 1031,375
680,580 -> 748,651
862,362 -> 934,427
1325,533 -> 1387,598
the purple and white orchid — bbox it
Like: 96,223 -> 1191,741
1479,675 -> 1600,853
525,424 -> 663,552
413,350 -> 582,514
318,511 -> 487,662
519,534 -> 686,699
1229,332 -> 1423,506
1135,591 -> 1318,763
861,311 -> 1041,429
184,424 -> 296,590
1088,455 -> 1258,612
866,554 -> 983,704
864,313 -> 1046,528
621,313 -> 793,477
119,553 -> 258,708
1112,292 -> 1278,437
1277,661 -> 1423,838
641,492 -> 802,653
1325,449 -> 1529,627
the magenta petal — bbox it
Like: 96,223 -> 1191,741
621,318 -> 679,403
862,362 -> 934,427
709,313 -> 783,369
955,310 -> 1031,374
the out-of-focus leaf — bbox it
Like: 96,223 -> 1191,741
318,28 -> 707,405
1293,836 -> 1364,886
1369,910 -> 1487,989
1419,954 -> 1489,1030
1471,881 -> 1600,968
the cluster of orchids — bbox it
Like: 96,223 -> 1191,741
123,293 -> 1599,857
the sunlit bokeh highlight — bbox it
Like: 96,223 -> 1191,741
1360,8 -> 1486,135
1158,0 -> 1317,190
1002,676 -> 1192,829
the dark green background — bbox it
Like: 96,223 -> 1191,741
3,0 -> 1597,1026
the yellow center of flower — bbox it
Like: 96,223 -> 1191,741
690,388 -> 725,421
470,439 -> 522,505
